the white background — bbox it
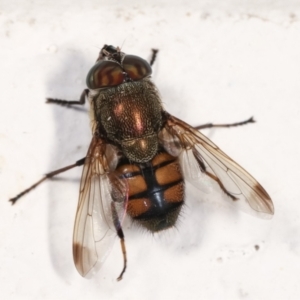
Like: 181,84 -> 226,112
1,1 -> 300,299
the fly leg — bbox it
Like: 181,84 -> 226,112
111,201 -> 127,281
149,49 -> 159,66
46,89 -> 89,106
194,116 -> 255,130
9,158 -> 86,205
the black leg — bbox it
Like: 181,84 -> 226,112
194,116 -> 255,130
9,158 -> 86,205
111,201 -> 127,281
205,171 -> 238,201
150,49 -> 159,66
46,89 -> 89,106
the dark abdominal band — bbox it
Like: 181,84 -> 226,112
122,158 -> 184,219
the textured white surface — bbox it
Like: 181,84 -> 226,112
1,1 -> 300,299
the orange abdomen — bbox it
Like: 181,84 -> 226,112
116,151 -> 184,232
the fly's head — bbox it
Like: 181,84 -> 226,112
86,45 -> 152,90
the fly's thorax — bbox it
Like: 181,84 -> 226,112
92,78 -> 163,162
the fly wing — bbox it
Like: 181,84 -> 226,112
161,114 -> 274,218
73,137 -> 128,277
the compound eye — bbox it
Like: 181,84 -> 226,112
122,55 -> 152,80
86,61 -> 124,89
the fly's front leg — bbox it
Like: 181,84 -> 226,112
9,158 -> 86,205
194,116 -> 255,130
46,89 -> 89,106
149,49 -> 158,66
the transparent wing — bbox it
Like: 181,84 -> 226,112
73,137 -> 128,277
161,114 -> 274,218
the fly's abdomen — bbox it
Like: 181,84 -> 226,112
116,151 -> 184,232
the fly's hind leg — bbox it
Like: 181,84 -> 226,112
194,116 -> 256,200
111,201 -> 127,281
46,89 -> 89,106
194,116 -> 255,130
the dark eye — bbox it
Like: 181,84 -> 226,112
86,61 -> 124,89
122,55 -> 152,80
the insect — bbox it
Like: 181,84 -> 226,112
10,44 -> 274,281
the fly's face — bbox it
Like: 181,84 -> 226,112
86,45 -> 163,163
